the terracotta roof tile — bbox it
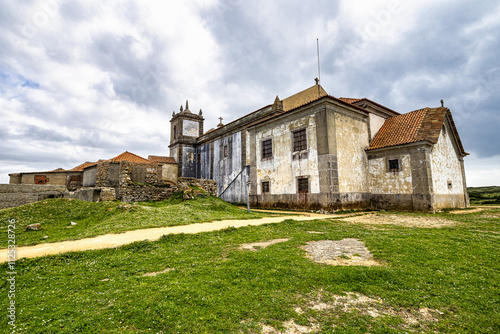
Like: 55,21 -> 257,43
108,151 -> 155,164
69,161 -> 97,172
148,155 -> 176,163
368,107 -> 467,155
369,108 -> 428,150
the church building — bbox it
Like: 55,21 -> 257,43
170,82 -> 469,211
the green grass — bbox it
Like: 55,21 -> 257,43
468,186 -> 500,205
0,208 -> 499,333
0,196 -> 276,247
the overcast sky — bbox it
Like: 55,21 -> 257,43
1,0 -> 499,186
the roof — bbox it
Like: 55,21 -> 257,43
108,151 -> 155,164
9,168 -> 71,175
282,85 -> 328,111
338,97 -> 363,104
339,97 -> 399,115
69,161 -> 97,172
148,155 -> 176,164
368,107 -> 468,155
248,93 -> 370,129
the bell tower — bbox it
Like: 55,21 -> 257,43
169,100 -> 204,177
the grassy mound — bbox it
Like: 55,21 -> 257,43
0,196 -> 272,247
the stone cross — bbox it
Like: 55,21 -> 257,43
218,117 -> 223,124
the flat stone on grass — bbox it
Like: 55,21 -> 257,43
301,239 -> 382,266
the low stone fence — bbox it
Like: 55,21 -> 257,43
0,178 -> 217,209
0,184 -> 67,210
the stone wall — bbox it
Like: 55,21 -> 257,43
161,163 -> 178,184
119,176 -> 217,203
66,187 -> 116,202
0,185 -> 67,210
83,166 -> 97,187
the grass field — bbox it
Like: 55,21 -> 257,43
468,186 -> 500,205
1,203 -> 499,333
0,196 -> 276,247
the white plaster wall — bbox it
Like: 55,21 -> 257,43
170,147 -> 178,163
336,113 -> 369,193
255,115 -> 320,195
430,122 -> 464,195
369,114 -> 386,140
368,155 -> 413,194
213,132 -> 242,192
245,130 -> 251,166
182,120 -> 199,137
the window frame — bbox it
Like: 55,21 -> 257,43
386,157 -> 401,173
261,181 -> 270,194
34,175 -> 48,184
261,138 -> 273,159
297,177 -> 309,193
292,128 -> 307,153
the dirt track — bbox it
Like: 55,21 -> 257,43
2,206 -> 495,263
0,212 -> 335,263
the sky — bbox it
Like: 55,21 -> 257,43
0,0 -> 499,186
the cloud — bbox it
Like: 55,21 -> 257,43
0,0 -> 499,187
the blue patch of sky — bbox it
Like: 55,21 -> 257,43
0,70 -> 40,89
21,80 -> 40,89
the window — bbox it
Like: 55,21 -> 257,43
262,139 -> 272,159
388,159 -> 400,172
447,180 -> 453,190
262,181 -> 270,194
34,175 -> 48,184
293,129 -> 307,152
298,178 -> 309,193
223,145 -> 228,158
173,125 -> 177,139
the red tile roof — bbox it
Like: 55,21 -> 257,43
69,161 -> 97,171
148,155 -> 176,163
108,151 -> 155,164
368,107 -> 468,155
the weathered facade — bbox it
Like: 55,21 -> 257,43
171,83 -> 469,211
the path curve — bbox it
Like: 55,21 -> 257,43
1,213 -> 338,263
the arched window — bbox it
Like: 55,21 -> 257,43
173,125 -> 177,139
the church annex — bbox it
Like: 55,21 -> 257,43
170,82 -> 469,212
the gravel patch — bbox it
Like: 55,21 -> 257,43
341,214 -> 457,228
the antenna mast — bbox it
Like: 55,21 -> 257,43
317,38 -> 321,97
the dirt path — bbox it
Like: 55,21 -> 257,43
0,212 -> 340,263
